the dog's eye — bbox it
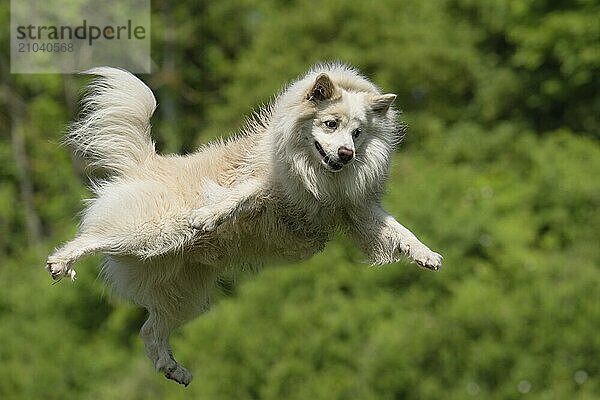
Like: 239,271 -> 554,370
324,120 -> 338,129
352,128 -> 361,138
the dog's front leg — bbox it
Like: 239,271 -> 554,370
188,179 -> 264,232
349,204 -> 443,270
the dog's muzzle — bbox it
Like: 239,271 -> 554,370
314,141 -> 349,172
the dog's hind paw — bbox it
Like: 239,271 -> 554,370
408,243 -> 443,271
188,206 -> 223,232
45,258 -> 77,281
157,356 -> 193,386
164,363 -> 193,386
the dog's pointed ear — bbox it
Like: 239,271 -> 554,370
307,73 -> 335,103
371,94 -> 397,113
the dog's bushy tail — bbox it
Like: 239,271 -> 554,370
66,67 -> 156,176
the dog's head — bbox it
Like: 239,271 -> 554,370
304,72 -> 397,173
271,64 -> 403,201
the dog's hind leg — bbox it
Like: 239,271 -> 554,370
103,258 -> 217,386
140,309 -> 193,386
46,234 -> 109,281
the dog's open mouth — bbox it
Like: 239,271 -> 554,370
314,141 -> 344,172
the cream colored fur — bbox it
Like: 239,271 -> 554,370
46,63 -> 442,386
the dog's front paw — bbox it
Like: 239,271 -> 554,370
407,243 -> 443,271
188,207 -> 222,232
45,257 -> 77,281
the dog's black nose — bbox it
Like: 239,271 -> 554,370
338,146 -> 354,163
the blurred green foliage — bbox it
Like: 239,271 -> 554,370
1,0 -> 599,399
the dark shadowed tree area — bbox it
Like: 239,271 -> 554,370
0,0 -> 599,398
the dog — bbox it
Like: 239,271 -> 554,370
46,63 -> 443,386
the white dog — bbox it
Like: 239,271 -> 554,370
46,63 -> 442,386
